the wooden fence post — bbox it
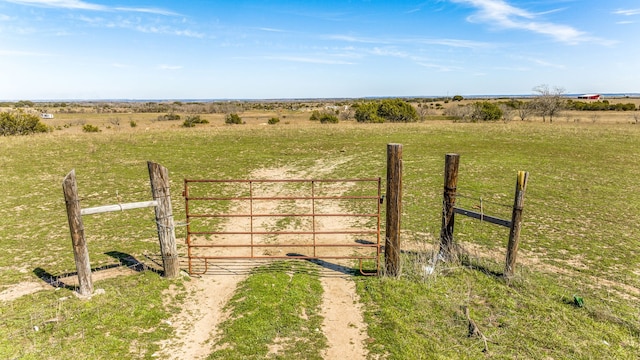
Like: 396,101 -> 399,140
62,170 -> 93,296
148,162 -> 180,278
505,171 -> 529,278
439,153 -> 460,261
385,144 -> 403,276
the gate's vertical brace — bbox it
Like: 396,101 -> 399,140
148,161 -> 179,278
440,153 -> 460,261
250,181 -> 254,258
385,143 -> 403,276
377,178 -> 382,273
184,179 -> 193,274
505,171 -> 529,278
62,170 -> 93,296
312,181 -> 317,257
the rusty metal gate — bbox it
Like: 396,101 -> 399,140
183,178 -> 381,275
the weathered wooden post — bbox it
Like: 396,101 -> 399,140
148,161 -> 180,278
62,170 -> 93,296
505,171 -> 529,278
385,144 -> 402,276
439,153 -> 460,261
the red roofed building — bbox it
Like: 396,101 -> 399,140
578,94 -> 601,100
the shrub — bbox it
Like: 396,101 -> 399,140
354,99 -> 417,123
268,117 -> 280,125
157,113 -> 181,121
319,113 -> 339,123
377,99 -> 418,122
354,102 -> 384,123
309,110 -> 322,121
183,115 -> 209,127
0,111 -> 51,136
130,120 -> 137,128
82,124 -> 100,133
470,101 -> 503,122
225,113 -> 242,124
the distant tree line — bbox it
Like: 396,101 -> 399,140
565,100 -> 636,111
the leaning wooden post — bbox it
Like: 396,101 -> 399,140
385,144 -> 403,276
62,170 -> 93,296
505,171 -> 529,278
439,153 -> 460,261
148,162 -> 180,278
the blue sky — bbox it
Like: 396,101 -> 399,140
1,0 -> 639,100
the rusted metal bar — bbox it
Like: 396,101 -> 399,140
184,178 -> 380,183
186,195 -> 379,201
187,213 -> 378,218
189,243 -> 379,248
189,230 -> 378,235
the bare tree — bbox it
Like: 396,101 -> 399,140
532,84 -> 566,123
444,104 -> 473,122
416,103 -> 433,121
499,103 -> 515,122
514,100 -> 535,121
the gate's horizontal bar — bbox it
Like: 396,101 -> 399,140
454,207 -> 511,228
189,230 -> 378,235
189,255 -> 379,260
186,195 -> 379,201
188,243 -> 379,248
81,200 -> 157,215
188,213 -> 378,218
185,178 -> 380,183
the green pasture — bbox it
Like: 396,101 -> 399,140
1,121 -> 639,358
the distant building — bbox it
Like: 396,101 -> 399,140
578,94 -> 601,100
40,113 -> 54,119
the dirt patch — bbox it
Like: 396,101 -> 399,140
155,271 -> 245,359
0,266 -> 138,302
0,281 -> 49,302
320,272 -> 368,359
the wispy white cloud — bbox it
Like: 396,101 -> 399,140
450,0 -> 608,45
113,7 -> 180,16
613,9 -> 640,16
157,64 -> 183,70
325,34 -> 491,49
5,0 -> 105,10
75,15 -> 204,38
323,34 -> 391,44
510,55 -> 564,69
416,62 -> 461,72
4,0 -> 179,16
0,13 -> 12,20
263,55 -> 355,65
369,47 -> 410,58
258,27 -> 285,33
415,38 -> 492,49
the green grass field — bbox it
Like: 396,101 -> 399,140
1,119 -> 639,358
